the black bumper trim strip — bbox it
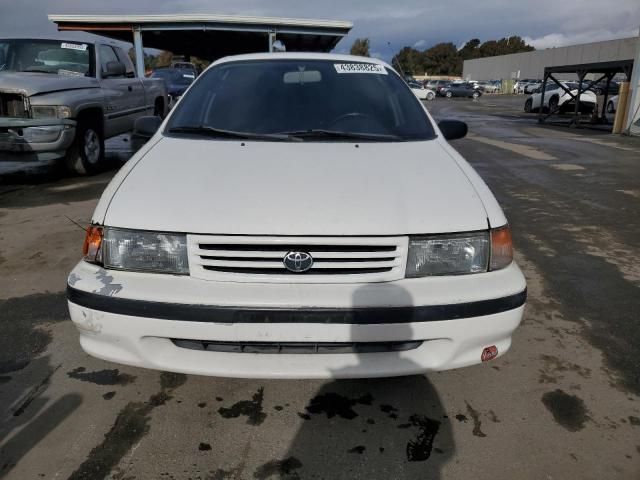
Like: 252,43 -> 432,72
67,286 -> 526,324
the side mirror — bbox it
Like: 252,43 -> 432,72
104,61 -> 126,78
438,120 -> 468,141
133,116 -> 162,138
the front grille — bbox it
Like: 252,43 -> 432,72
0,92 -> 29,118
172,339 -> 422,354
187,235 -> 408,283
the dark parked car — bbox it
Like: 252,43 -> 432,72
428,80 -> 453,96
582,79 -> 620,96
150,67 -> 196,108
441,83 -> 482,99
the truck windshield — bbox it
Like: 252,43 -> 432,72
167,59 -> 436,142
0,39 -> 92,76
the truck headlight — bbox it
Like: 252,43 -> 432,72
101,227 -> 189,274
406,226 -> 513,277
31,105 -> 72,119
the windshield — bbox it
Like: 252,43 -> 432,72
0,39 -> 93,76
166,59 -> 436,142
151,69 -> 195,85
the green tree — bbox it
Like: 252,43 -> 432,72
459,38 -> 481,60
392,46 -> 424,75
350,38 -> 370,57
391,36 -> 535,77
423,42 -> 459,75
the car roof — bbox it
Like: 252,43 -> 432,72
210,52 -> 395,71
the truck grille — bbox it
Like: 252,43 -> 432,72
0,92 -> 29,118
187,235 -> 408,283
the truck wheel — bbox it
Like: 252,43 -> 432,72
64,120 -> 105,175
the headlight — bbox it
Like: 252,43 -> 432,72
406,226 -> 513,277
100,227 -> 189,274
31,105 -> 72,119
407,232 -> 489,277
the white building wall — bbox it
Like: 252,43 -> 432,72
463,37 -> 638,81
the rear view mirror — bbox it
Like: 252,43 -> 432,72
133,116 -> 162,138
438,120 -> 468,141
283,70 -> 322,84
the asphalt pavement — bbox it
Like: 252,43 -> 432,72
1,95 -> 639,479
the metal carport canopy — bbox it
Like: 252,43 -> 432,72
48,14 -> 353,58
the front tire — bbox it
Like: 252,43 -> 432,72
607,101 -> 615,114
64,121 -> 104,175
524,98 -> 533,113
426,91 -> 435,101
548,96 -> 559,113
445,91 -> 453,98
472,91 -> 480,99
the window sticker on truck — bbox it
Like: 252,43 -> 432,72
334,63 -> 387,75
61,43 -> 88,51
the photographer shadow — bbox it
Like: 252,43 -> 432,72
284,284 -> 454,479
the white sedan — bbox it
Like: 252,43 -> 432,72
524,81 -> 597,113
411,86 -> 436,101
67,53 -> 526,379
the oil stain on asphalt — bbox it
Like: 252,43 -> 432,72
541,389 -> 590,432
66,371 -> 187,480
304,392 -> 373,419
218,387 -> 267,426
67,367 -> 136,386
406,415 -> 441,462
465,402 -> 487,438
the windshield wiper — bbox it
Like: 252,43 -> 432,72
167,125 -> 298,142
278,129 -> 403,142
22,68 -> 55,74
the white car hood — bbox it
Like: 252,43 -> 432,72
103,137 -> 489,235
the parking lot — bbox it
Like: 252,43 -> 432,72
1,94 -> 639,479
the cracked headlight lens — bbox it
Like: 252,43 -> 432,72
102,227 -> 189,274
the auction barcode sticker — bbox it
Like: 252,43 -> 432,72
61,43 -> 87,51
334,63 -> 387,75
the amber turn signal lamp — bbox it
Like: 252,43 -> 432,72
83,226 -> 103,263
490,225 -> 513,270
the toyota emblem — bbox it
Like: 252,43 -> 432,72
283,251 -> 314,273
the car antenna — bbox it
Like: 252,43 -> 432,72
388,42 -> 406,79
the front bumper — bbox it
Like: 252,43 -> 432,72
67,261 -> 527,379
0,117 -> 76,160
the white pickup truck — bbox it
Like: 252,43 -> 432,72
0,38 -> 166,174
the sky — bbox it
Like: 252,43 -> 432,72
0,0 -> 638,60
